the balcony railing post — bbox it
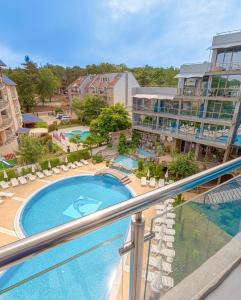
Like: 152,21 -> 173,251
130,212 -> 145,300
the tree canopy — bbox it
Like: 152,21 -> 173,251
17,135 -> 44,163
72,95 -> 107,125
90,104 -> 131,138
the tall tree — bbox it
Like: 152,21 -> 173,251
18,135 -> 44,163
72,95 -> 107,125
36,68 -> 61,105
90,104 -> 131,138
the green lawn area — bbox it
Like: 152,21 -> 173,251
0,159 -> 17,170
172,203 -> 231,284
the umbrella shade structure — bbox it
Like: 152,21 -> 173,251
31,165 -> 35,173
147,169 -> 150,179
48,161 -> 51,169
3,170 -> 8,180
165,170 -> 169,179
65,156 -> 68,164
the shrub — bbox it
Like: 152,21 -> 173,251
67,149 -> 90,163
21,167 -> 32,176
36,121 -> 48,128
48,122 -> 58,132
54,108 -> 63,115
39,134 -> 52,145
6,169 -> 17,179
138,160 -> 144,171
92,155 -> 104,163
39,160 -> 48,170
39,158 -> 61,169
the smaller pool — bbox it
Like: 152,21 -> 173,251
114,155 -> 138,170
137,148 -> 155,158
65,130 -> 90,141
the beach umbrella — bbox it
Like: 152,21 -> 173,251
65,156 -> 68,164
147,168 -> 150,179
3,170 -> 8,180
48,161 -> 52,169
165,169 -> 169,179
32,165 -> 35,173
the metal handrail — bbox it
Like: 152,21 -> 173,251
1,157 -> 241,271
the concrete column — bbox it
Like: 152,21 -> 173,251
194,143 -> 200,160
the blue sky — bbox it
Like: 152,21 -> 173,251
1,0 -> 241,68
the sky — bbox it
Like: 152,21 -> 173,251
1,0 -> 241,68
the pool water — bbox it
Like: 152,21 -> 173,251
137,148 -> 155,158
0,175 -> 132,300
64,130 -> 90,141
114,155 -> 138,170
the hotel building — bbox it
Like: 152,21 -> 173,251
0,60 -> 22,155
67,72 -> 139,110
132,30 -> 241,162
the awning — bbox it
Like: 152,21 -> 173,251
211,42 -> 241,49
133,94 -> 175,100
174,73 -> 205,79
22,113 -> 41,124
29,128 -> 48,136
16,128 -> 30,134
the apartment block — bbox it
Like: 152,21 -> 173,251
132,30 -> 241,162
0,60 -> 22,155
67,72 -> 139,110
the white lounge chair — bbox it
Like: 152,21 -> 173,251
154,217 -> 166,225
149,177 -> 156,187
10,178 -> 19,187
26,173 -> 36,181
18,176 -> 27,185
43,170 -> 53,176
149,257 -> 162,270
0,191 -> 14,198
80,159 -> 89,165
74,161 -> 83,167
164,199 -> 175,205
0,181 -> 10,189
68,163 -> 76,169
60,165 -> 68,172
162,275 -> 174,289
141,177 -> 147,186
36,171 -> 45,179
52,167 -> 61,174
159,179 -> 165,187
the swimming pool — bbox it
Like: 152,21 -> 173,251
113,155 -> 138,170
0,175 -> 132,299
64,130 -> 90,141
137,148 -> 155,158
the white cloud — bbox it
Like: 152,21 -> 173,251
106,0 -> 161,18
0,44 -> 23,67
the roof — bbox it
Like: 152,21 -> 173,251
212,30 -> 241,49
22,114 -> 41,124
0,60 -> 6,67
29,128 -> 48,135
175,62 -> 210,79
2,75 -> 16,86
16,128 -> 30,134
133,93 -> 175,100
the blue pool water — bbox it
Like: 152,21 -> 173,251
0,175 -> 132,299
64,130 -> 90,141
114,155 -> 138,170
137,148 -> 155,158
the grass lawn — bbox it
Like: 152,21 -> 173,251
172,203 -> 231,284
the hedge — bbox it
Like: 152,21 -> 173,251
0,169 -> 17,181
67,149 -> 90,163
39,158 -> 61,170
92,155 -> 104,164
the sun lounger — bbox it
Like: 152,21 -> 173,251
52,167 -> 61,174
80,159 -> 89,165
149,177 -> 156,187
0,181 -> 10,189
26,173 -> 36,181
162,275 -> 174,289
149,257 -> 162,270
10,178 -> 19,187
150,272 -> 163,292
0,191 -> 14,198
36,171 -> 45,179
43,170 -> 52,177
18,176 -> 27,185
167,212 -> 176,219
68,163 -> 76,169
141,177 -> 147,186
150,245 -> 162,255
159,179 -> 165,187
164,199 -> 175,205
60,165 -> 69,172
74,161 -> 83,167
154,217 -> 166,225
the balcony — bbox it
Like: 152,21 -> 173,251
178,86 -> 204,97
210,62 -> 241,72
207,87 -> 241,98
0,159 -> 241,299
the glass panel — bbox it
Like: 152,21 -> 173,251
144,175 -> 241,299
0,228 -> 128,299
216,50 -> 225,67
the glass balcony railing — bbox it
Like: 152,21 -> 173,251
210,62 -> 241,72
207,87 -> 241,98
1,158 -> 241,299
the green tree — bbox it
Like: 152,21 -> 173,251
72,95 -> 107,125
90,104 -> 131,138
118,133 -> 128,154
69,134 -> 81,150
36,68 -> 61,105
168,152 -> 199,179
18,135 -> 44,163
82,135 -> 104,156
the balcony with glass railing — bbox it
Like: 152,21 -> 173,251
1,159 -> 241,299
